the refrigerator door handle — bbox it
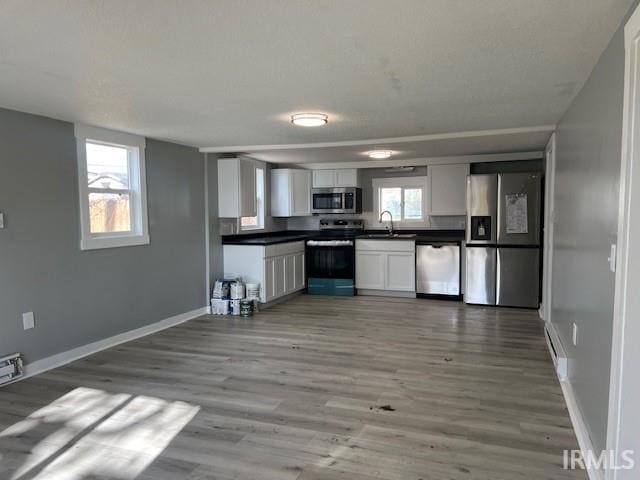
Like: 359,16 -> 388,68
496,249 -> 501,302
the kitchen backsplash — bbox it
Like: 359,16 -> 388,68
221,214 -> 464,235
219,216 -> 287,235
287,214 -> 465,231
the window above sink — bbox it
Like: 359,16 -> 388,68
373,176 -> 428,227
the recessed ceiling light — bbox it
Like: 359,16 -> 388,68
291,113 -> 328,127
367,150 -> 393,159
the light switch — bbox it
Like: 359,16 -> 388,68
572,323 -> 578,346
0,212 -> 4,229
22,312 -> 35,330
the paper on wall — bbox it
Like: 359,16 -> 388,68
505,194 -> 528,234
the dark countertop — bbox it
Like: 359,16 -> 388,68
222,232 -> 311,246
222,229 -> 465,246
362,229 -> 464,244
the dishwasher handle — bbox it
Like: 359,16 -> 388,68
416,241 -> 459,248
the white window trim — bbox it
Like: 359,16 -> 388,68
75,124 -> 149,250
373,176 -> 429,227
241,163 -> 266,231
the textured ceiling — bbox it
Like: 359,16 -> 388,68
0,0 -> 633,152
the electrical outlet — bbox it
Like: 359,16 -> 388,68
572,323 -> 578,346
22,312 -> 35,330
0,212 -> 4,229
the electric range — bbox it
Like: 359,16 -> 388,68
306,219 -> 363,296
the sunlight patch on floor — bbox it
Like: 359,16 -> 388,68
0,387 -> 199,480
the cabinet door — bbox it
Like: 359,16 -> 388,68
313,170 -> 335,188
274,256 -> 286,298
291,170 -> 311,216
270,169 -> 290,217
218,158 -> 240,218
293,252 -> 305,291
334,169 -> 358,187
264,257 -> 276,302
239,159 -> 257,217
284,254 -> 296,294
355,251 -> 385,289
386,252 -> 416,291
429,164 -> 468,216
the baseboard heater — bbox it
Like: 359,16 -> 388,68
0,353 -> 24,386
544,325 -> 568,380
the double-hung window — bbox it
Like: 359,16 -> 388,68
75,125 -> 149,250
373,176 -> 428,225
241,166 -> 265,231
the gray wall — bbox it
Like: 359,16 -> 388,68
0,108 -> 206,364
551,21 -> 628,451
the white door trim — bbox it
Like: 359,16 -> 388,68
607,4 -> 640,478
541,133 -> 556,321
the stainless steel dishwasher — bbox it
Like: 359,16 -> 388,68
416,242 -> 461,299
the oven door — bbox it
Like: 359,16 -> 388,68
306,240 -> 355,279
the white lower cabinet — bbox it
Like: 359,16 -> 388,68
264,257 -> 276,302
355,251 -> 386,289
273,256 -> 286,298
386,252 -> 415,291
293,252 -> 305,291
224,241 -> 306,304
355,240 -> 415,294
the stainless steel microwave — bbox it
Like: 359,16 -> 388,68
311,187 -> 362,214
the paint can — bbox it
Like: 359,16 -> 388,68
211,298 -> 230,315
240,300 -> 253,317
230,299 -> 241,316
230,282 -> 245,300
246,283 -> 260,299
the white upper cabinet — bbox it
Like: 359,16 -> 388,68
312,170 -> 335,188
428,163 -> 469,216
312,169 -> 358,188
271,169 -> 311,217
334,169 -> 358,187
218,157 -> 257,218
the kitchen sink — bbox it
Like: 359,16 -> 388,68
359,233 -> 417,239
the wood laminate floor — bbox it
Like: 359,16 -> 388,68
0,295 -> 585,480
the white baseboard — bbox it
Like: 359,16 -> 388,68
543,322 -> 602,479
559,378 -> 605,480
22,306 -> 209,380
545,322 -> 568,380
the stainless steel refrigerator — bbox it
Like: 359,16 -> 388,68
465,172 -> 541,308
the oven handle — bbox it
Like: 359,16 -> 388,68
306,240 -> 354,247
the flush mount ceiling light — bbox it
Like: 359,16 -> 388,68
290,113 -> 328,127
367,150 -> 393,159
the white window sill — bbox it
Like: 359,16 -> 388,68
81,234 -> 150,251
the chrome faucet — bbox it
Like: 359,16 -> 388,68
379,210 -> 394,236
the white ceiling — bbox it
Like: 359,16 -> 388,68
0,0 -> 633,160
